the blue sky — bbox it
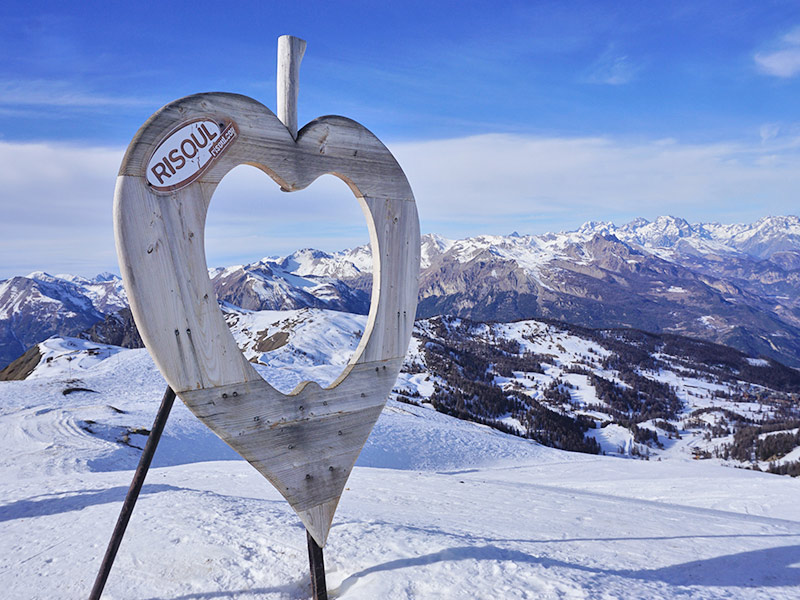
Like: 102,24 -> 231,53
1,1 -> 800,277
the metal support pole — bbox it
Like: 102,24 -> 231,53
88,386 -> 176,600
306,529 -> 328,600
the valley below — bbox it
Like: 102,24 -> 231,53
2,214 -> 800,598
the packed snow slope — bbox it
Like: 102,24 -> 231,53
2,328 -> 800,598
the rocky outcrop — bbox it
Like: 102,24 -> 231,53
0,344 -> 42,381
80,307 -> 144,349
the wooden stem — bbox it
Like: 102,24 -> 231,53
306,529 -> 328,600
88,386 -> 176,600
277,35 -> 307,140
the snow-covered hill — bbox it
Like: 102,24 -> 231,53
407,314 -> 800,471
13,306 -> 800,473
2,320 -> 800,598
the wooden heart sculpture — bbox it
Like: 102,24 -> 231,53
114,91 -> 420,546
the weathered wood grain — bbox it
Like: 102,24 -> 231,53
277,35 -> 306,140
114,92 -> 420,546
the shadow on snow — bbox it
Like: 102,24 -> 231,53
0,484 -> 180,522
334,542 -> 800,594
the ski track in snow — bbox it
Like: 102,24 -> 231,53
2,338 -> 800,598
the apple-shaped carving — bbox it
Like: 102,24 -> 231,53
114,92 -> 420,546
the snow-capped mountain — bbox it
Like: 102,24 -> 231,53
1,215 -> 799,369
414,215 -> 800,367
209,257 -> 370,314
3,217 -> 800,598
581,215 -> 800,258
0,272 -> 126,369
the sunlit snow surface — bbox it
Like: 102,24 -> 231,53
2,318 -> 800,598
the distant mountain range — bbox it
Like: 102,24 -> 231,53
1,215 -> 799,369
414,215 -> 800,367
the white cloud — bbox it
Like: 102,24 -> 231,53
585,50 -> 639,85
2,132 -> 800,278
204,167 -> 371,267
0,145 -> 373,278
0,80 -> 155,108
389,133 -> 800,235
755,48 -> 800,78
0,141 -> 121,278
755,27 -> 800,78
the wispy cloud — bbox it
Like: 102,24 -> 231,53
755,27 -> 800,78
760,123 -> 781,144
0,80 -> 155,108
584,49 -> 639,85
0,144 -> 373,278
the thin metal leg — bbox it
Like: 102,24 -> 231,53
89,386 -> 176,600
306,529 -> 328,600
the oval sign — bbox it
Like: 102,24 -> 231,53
145,118 -> 239,192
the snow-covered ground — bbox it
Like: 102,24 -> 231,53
2,334 -> 800,599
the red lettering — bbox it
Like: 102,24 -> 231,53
201,123 -> 218,141
168,148 -> 186,170
191,127 -> 209,148
181,139 -> 197,158
163,153 -> 176,175
151,162 -> 169,184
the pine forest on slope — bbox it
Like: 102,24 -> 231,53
6,306 -> 800,477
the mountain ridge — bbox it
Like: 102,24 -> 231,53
1,214 -> 798,368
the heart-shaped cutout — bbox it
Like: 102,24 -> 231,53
114,92 -> 420,545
